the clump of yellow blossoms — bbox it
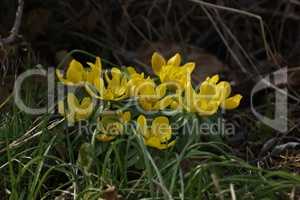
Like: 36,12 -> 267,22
56,52 -> 242,150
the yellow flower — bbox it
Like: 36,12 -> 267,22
127,67 -> 176,110
58,93 -> 94,124
194,75 -> 242,115
120,110 -> 131,123
86,68 -> 128,101
96,111 -> 131,142
220,94 -> 243,110
137,115 -> 175,150
56,57 -> 102,85
190,75 -> 219,115
195,98 -> 220,116
126,67 -> 148,96
151,52 -> 195,90
202,75 -> 242,110
136,79 -> 175,111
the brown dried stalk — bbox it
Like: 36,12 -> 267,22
0,0 -> 24,46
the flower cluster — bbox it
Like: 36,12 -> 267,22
56,52 -> 242,150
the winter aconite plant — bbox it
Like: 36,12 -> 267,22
56,52 -> 242,150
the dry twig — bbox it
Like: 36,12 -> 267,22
0,0 -> 24,46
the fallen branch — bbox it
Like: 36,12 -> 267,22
0,0 -> 24,46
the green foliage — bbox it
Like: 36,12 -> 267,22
1,102 -> 299,199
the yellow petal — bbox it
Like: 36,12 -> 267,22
106,122 -> 124,136
221,94 -> 242,110
76,97 -> 93,120
56,69 -> 75,85
96,134 -> 115,142
182,62 -> 195,74
127,66 -> 137,75
66,60 -> 85,83
156,83 -> 167,98
103,89 -> 115,100
67,95 -> 93,121
216,81 -> 232,101
183,83 -> 197,112
59,94 -> 84,124
158,65 -> 171,82
95,78 -> 105,94
144,137 -> 160,148
113,77 -> 128,97
153,96 -> 173,110
170,100 -> 180,110
85,78 -> 106,100
139,80 -> 156,96
86,57 -> 102,84
137,115 -> 149,138
151,52 -> 166,75
151,116 -> 170,130
95,57 -> 102,73
76,109 -> 92,121
80,97 -> 92,109
199,81 -> 217,98
144,137 -> 164,149
197,99 -> 219,116
121,111 -> 131,123
139,99 -> 154,111
209,74 -> 220,84
145,137 -> 175,150
128,72 -> 146,96
109,68 -> 122,88
151,116 -> 172,142
107,68 -> 128,100
167,53 -> 181,66
111,67 -> 122,77
67,93 -> 80,112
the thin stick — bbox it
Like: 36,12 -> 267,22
0,93 -> 13,111
200,5 -> 248,73
188,0 -> 273,60
230,184 -> 236,200
0,0 -> 24,45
